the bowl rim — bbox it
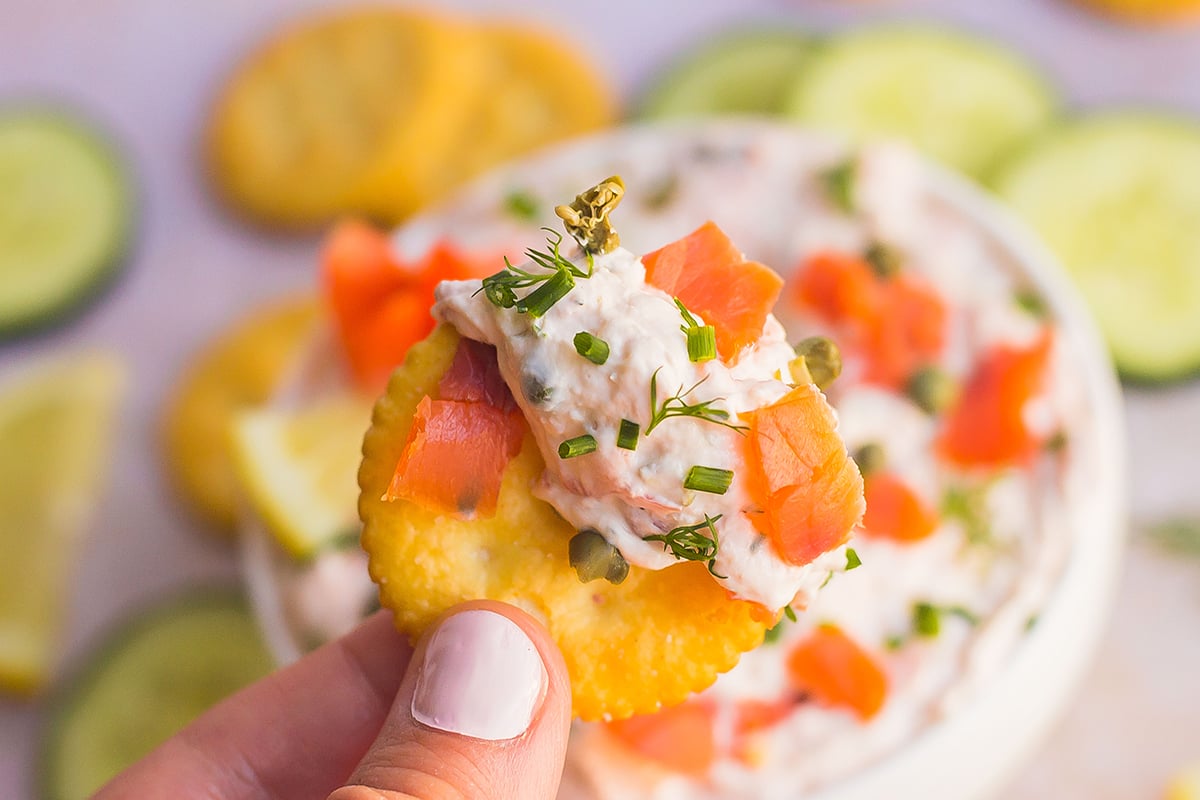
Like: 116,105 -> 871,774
240,119 -> 1129,799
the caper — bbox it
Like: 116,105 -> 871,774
853,442 -> 887,478
521,371 -> 554,404
864,241 -> 903,278
568,529 -> 629,585
793,336 -> 843,390
906,365 -> 958,414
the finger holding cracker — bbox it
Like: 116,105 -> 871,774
359,179 -> 864,721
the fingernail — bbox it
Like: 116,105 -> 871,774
411,609 -> 545,741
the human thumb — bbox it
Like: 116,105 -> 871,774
328,600 -> 572,800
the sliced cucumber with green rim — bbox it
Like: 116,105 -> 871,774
39,591 -> 273,800
994,114 -> 1200,383
637,30 -> 811,119
0,110 -> 133,336
783,27 -> 1056,179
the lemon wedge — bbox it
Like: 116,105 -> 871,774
230,395 -> 371,559
0,352 -> 124,695
161,296 -> 320,533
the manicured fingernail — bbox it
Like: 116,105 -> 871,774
411,609 -> 545,741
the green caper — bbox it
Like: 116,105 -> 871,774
906,365 -> 958,414
852,442 -> 887,478
864,241 -> 903,278
793,336 -> 843,390
568,529 -> 629,585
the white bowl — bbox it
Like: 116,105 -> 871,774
242,121 -> 1126,799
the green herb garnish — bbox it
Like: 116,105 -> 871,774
646,368 -> 748,436
821,158 -> 857,214
784,605 -> 798,623
906,602 -> 980,643
942,483 -> 993,546
675,299 -> 717,362
913,602 -> 941,637
573,331 -> 610,365
478,229 -> 592,316
845,548 -> 862,571
645,514 -> 725,577
504,189 -> 539,221
558,434 -> 598,459
763,619 -> 787,644
683,465 -> 734,495
616,418 -> 640,451
1015,287 -> 1049,318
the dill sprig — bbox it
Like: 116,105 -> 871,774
477,229 -> 593,317
645,368 -> 748,436
644,514 -> 725,577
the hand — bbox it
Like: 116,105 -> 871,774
97,600 -> 572,800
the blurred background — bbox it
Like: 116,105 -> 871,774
1,0 -> 1199,798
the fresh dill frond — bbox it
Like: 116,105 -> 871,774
644,514 -> 725,577
645,368 -> 748,435
477,229 -> 593,317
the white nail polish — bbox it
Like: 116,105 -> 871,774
411,609 -> 545,741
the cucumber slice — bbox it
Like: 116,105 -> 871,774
994,115 -> 1200,383
0,110 -> 133,336
783,27 -> 1056,179
637,30 -> 811,119
39,592 -> 273,800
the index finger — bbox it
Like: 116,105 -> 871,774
96,610 -> 411,800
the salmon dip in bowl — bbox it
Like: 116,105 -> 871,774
240,122 -> 1126,800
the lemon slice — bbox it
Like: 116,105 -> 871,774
0,352 -> 124,695
161,296 -> 320,533
230,395 -> 372,559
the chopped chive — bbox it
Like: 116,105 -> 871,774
558,434 -> 598,459
517,268 -> 574,318
821,159 -> 857,214
763,619 -> 787,644
683,465 -> 734,494
686,325 -> 717,362
1015,287 -> 1049,318
784,605 -> 798,623
572,331 -> 610,365
913,602 -> 940,637
504,189 -> 539,221
616,418 -> 640,451
845,548 -> 862,571
819,570 -> 835,589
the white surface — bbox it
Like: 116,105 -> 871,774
2,1 -> 1199,799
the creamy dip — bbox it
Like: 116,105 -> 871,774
257,126 -> 1095,799
434,246 -> 844,610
